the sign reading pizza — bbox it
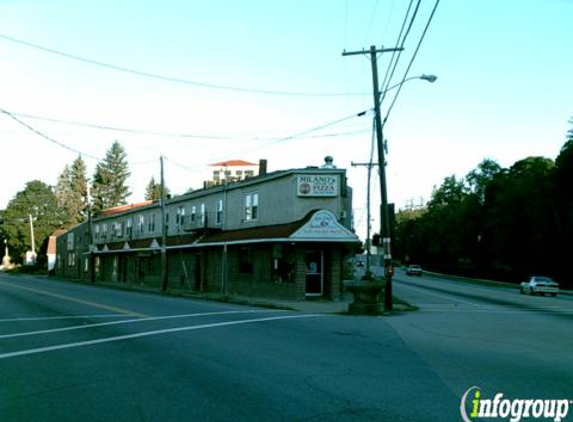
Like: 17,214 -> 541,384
297,175 -> 339,197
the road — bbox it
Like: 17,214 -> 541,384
1,272 -> 572,422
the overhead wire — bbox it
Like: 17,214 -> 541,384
383,0 -> 441,125
6,109 -> 370,142
379,0 -> 422,105
0,107 -> 100,160
0,33 -> 368,97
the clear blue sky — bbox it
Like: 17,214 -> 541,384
1,0 -> 571,240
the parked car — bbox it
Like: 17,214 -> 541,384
520,276 -> 559,296
406,264 -> 423,276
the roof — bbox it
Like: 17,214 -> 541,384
209,160 -> 257,167
50,229 -> 67,238
98,201 -> 153,218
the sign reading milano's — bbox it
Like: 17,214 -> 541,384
297,175 -> 339,197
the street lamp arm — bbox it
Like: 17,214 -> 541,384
379,74 -> 437,101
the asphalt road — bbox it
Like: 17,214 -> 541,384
1,272 -> 572,422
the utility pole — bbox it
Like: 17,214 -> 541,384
351,161 -> 379,280
87,184 -> 96,282
28,214 -> 36,265
343,45 -> 403,312
160,155 -> 168,292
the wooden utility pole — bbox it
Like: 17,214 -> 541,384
160,155 -> 168,292
343,45 -> 403,311
351,161 -> 379,280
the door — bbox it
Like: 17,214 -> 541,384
305,250 -> 323,297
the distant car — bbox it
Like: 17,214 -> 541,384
356,261 -> 365,267
520,276 -> 559,296
406,264 -> 423,276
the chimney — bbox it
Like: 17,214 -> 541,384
259,159 -> 267,176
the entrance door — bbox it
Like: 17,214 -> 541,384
305,250 -> 323,297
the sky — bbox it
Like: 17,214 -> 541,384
0,0 -> 571,241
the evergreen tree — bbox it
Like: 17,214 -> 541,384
55,155 -> 89,227
145,176 -> 170,201
92,141 -> 131,212
70,155 -> 88,219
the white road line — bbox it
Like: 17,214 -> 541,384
395,281 -> 483,306
0,310 -> 274,339
421,308 -> 573,314
0,314 -> 321,360
0,314 -> 129,322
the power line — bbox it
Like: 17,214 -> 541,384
383,0 -> 441,125
380,0 -> 422,106
0,33 -> 368,98
8,110 -> 369,142
0,107 -> 100,160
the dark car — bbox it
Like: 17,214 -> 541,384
406,264 -> 423,276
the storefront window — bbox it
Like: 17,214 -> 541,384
239,247 -> 253,273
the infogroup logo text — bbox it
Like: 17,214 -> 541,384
460,386 -> 571,422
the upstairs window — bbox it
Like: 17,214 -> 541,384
138,215 -> 145,234
200,204 -> 206,225
191,205 -> 196,223
148,213 -> 155,233
94,225 -> 100,241
101,224 -> 108,240
245,193 -> 259,221
216,199 -> 223,225
115,222 -> 123,238
126,218 -> 133,237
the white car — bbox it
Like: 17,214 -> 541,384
520,276 -> 559,296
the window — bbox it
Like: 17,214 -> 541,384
245,193 -> 259,221
83,258 -> 89,273
191,205 -> 196,223
101,224 -> 108,240
126,218 -> 133,237
68,252 -> 75,267
94,225 -> 100,241
236,170 -> 243,176
213,170 -> 220,177
238,247 -> 253,273
216,199 -> 223,225
200,204 -> 206,225
245,170 -> 255,178
115,222 -> 123,238
138,215 -> 145,234
148,213 -> 156,233
176,206 -> 185,229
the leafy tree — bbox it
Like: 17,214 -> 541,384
145,176 -> 170,201
482,157 -> 557,279
92,141 -> 131,212
0,180 -> 63,264
553,119 -> 573,283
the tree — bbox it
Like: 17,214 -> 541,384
553,119 -> 573,284
55,155 -> 89,227
0,180 -> 63,264
92,141 -> 131,212
145,176 -> 169,201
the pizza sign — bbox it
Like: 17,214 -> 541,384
297,175 -> 339,197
